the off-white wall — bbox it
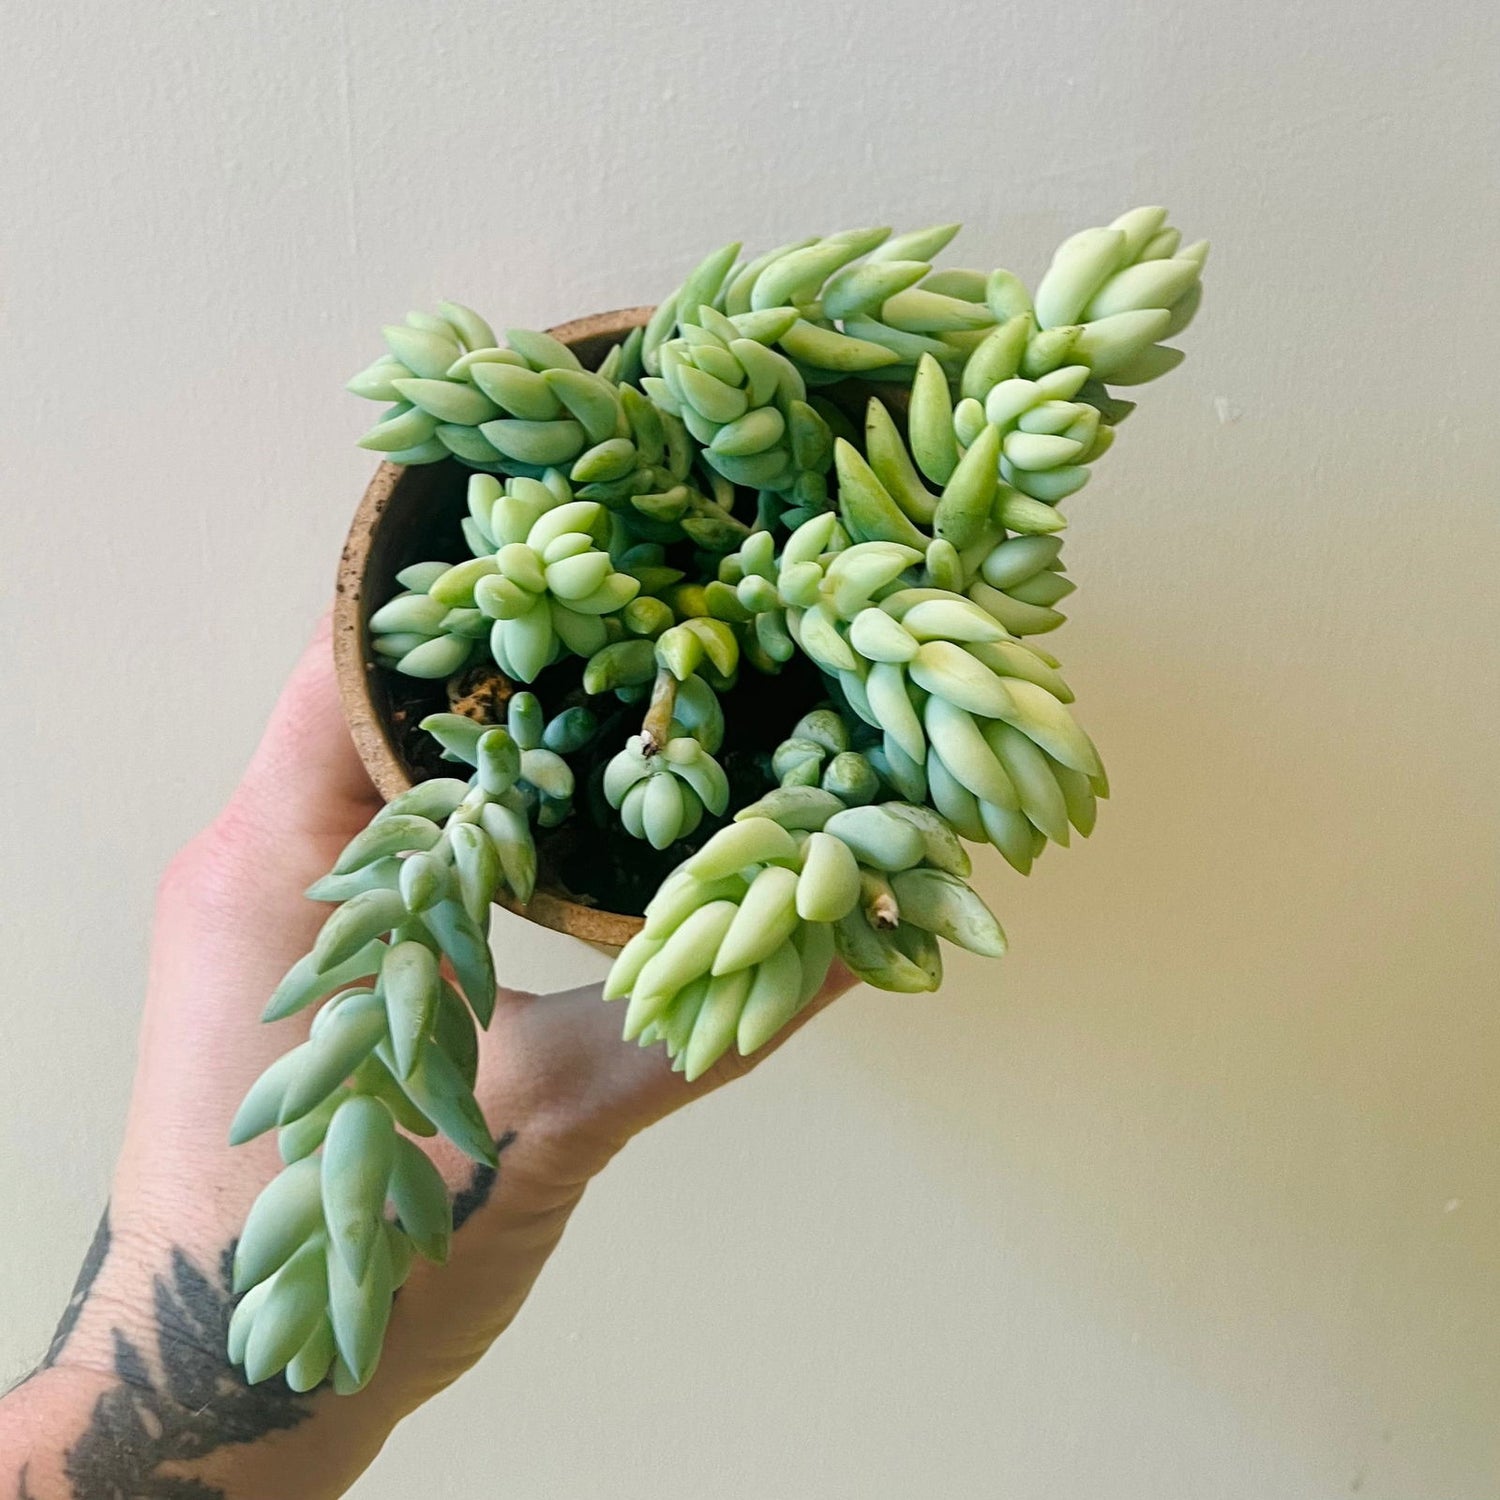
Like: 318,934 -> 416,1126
3,2 -> 1497,1496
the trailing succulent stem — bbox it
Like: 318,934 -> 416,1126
231,205 -> 1206,1390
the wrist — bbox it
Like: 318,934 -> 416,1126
5,1214 -> 393,1500
15,1159 -> 587,1499
0,1365 -> 110,1499
3,1350 -> 391,1500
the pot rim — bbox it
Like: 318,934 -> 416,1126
333,307 -> 656,949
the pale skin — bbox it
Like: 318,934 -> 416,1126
0,618 -> 853,1499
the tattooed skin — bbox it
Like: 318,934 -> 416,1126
4,1212 -> 114,1400
451,1130 -> 517,1232
41,1213 -> 112,1374
18,1132 -> 517,1498
58,1244 -> 312,1499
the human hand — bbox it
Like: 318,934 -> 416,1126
0,617 -> 852,1500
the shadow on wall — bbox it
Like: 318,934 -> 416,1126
830,628 -> 1498,1497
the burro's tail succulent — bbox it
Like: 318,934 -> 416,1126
226,726 -> 535,1391
349,311 -> 749,549
371,470 -> 643,679
603,792 -> 1005,1077
644,302 -> 837,505
350,316 -> 628,473
230,204 -> 1206,1391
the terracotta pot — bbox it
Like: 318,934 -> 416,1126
333,307 -> 655,949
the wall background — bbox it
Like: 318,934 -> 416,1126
2,2 -> 1497,1496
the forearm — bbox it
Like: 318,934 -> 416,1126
0,616 -> 848,1497
0,1162 -> 583,1500
0,1360 -> 363,1500
1,1368 -> 114,1500
0,1209 -> 391,1500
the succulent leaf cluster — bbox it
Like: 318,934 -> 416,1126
371,472 -> 645,680
231,205 -> 1206,1391
602,674 -> 730,849
605,790 -> 1005,1078
717,514 -> 1105,876
226,723 -> 541,1391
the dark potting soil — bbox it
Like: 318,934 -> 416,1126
371,462 -> 826,919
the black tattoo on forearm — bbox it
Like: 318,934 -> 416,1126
4,1208 -> 113,1399
13,1128 -> 520,1497
42,1210 -> 112,1373
450,1129 -> 518,1232
53,1245 -> 311,1499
